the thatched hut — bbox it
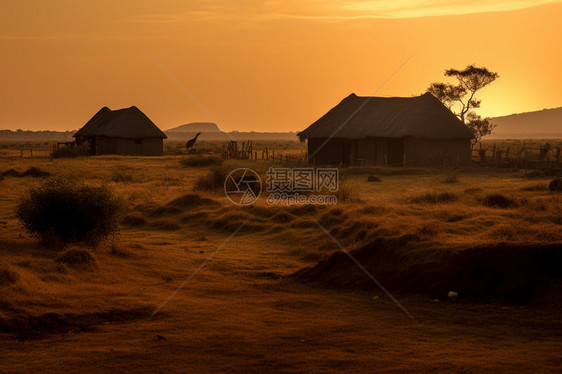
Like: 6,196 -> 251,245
298,93 -> 474,166
74,106 -> 167,156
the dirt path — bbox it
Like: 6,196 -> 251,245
1,228 -> 561,373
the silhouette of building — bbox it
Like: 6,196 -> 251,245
298,93 -> 474,166
74,106 -> 167,156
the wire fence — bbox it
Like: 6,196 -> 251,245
472,142 -> 562,171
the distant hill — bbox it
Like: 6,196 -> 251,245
165,130 -> 299,141
164,122 -> 298,141
489,107 -> 562,138
166,122 -> 222,133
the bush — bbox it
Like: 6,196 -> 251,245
0,268 -> 19,286
549,179 -> 562,192
194,166 -> 230,191
16,178 -> 121,245
482,193 -> 517,208
180,155 -> 223,168
121,214 -> 147,227
51,143 -> 90,158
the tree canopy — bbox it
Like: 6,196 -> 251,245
427,65 -> 499,145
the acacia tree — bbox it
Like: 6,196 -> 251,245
427,65 -> 499,145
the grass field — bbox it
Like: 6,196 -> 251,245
0,140 -> 561,373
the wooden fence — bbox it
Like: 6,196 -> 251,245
222,140 -> 308,165
472,142 -> 561,170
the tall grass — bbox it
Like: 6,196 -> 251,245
51,143 -> 90,158
180,155 -> 223,168
194,166 -> 230,191
409,192 -> 458,204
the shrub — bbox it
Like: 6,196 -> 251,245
194,166 -> 230,191
51,143 -> 90,158
482,193 -> 517,208
0,268 -> 19,286
121,214 -> 147,227
180,155 -> 223,168
520,183 -> 548,192
16,178 -> 121,245
549,179 -> 562,192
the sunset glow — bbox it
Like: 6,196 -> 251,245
1,0 -> 561,131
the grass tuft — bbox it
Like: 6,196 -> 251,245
56,249 -> 98,269
180,155 -> 223,168
194,166 -> 230,191
482,193 -> 517,209
410,192 -> 458,204
0,268 -> 19,286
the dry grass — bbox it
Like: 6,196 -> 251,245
180,155 -> 223,168
0,142 -> 561,372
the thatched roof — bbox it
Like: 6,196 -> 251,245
298,93 -> 474,140
74,106 -> 167,140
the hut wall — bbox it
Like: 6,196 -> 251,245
95,137 -> 163,156
403,138 -> 471,166
355,138 -> 378,163
308,137 -> 471,166
307,138 -> 347,164
309,137 -> 405,165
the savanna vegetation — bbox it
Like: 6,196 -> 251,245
0,139 -> 561,372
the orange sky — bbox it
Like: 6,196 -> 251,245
1,0 -> 561,132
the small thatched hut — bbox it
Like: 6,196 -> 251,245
298,93 -> 474,166
74,106 -> 167,156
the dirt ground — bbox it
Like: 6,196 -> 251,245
0,153 -> 561,373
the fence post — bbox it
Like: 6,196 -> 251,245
523,141 -> 529,173
479,149 -> 486,164
402,152 -> 406,168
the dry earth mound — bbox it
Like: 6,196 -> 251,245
294,236 -> 562,303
